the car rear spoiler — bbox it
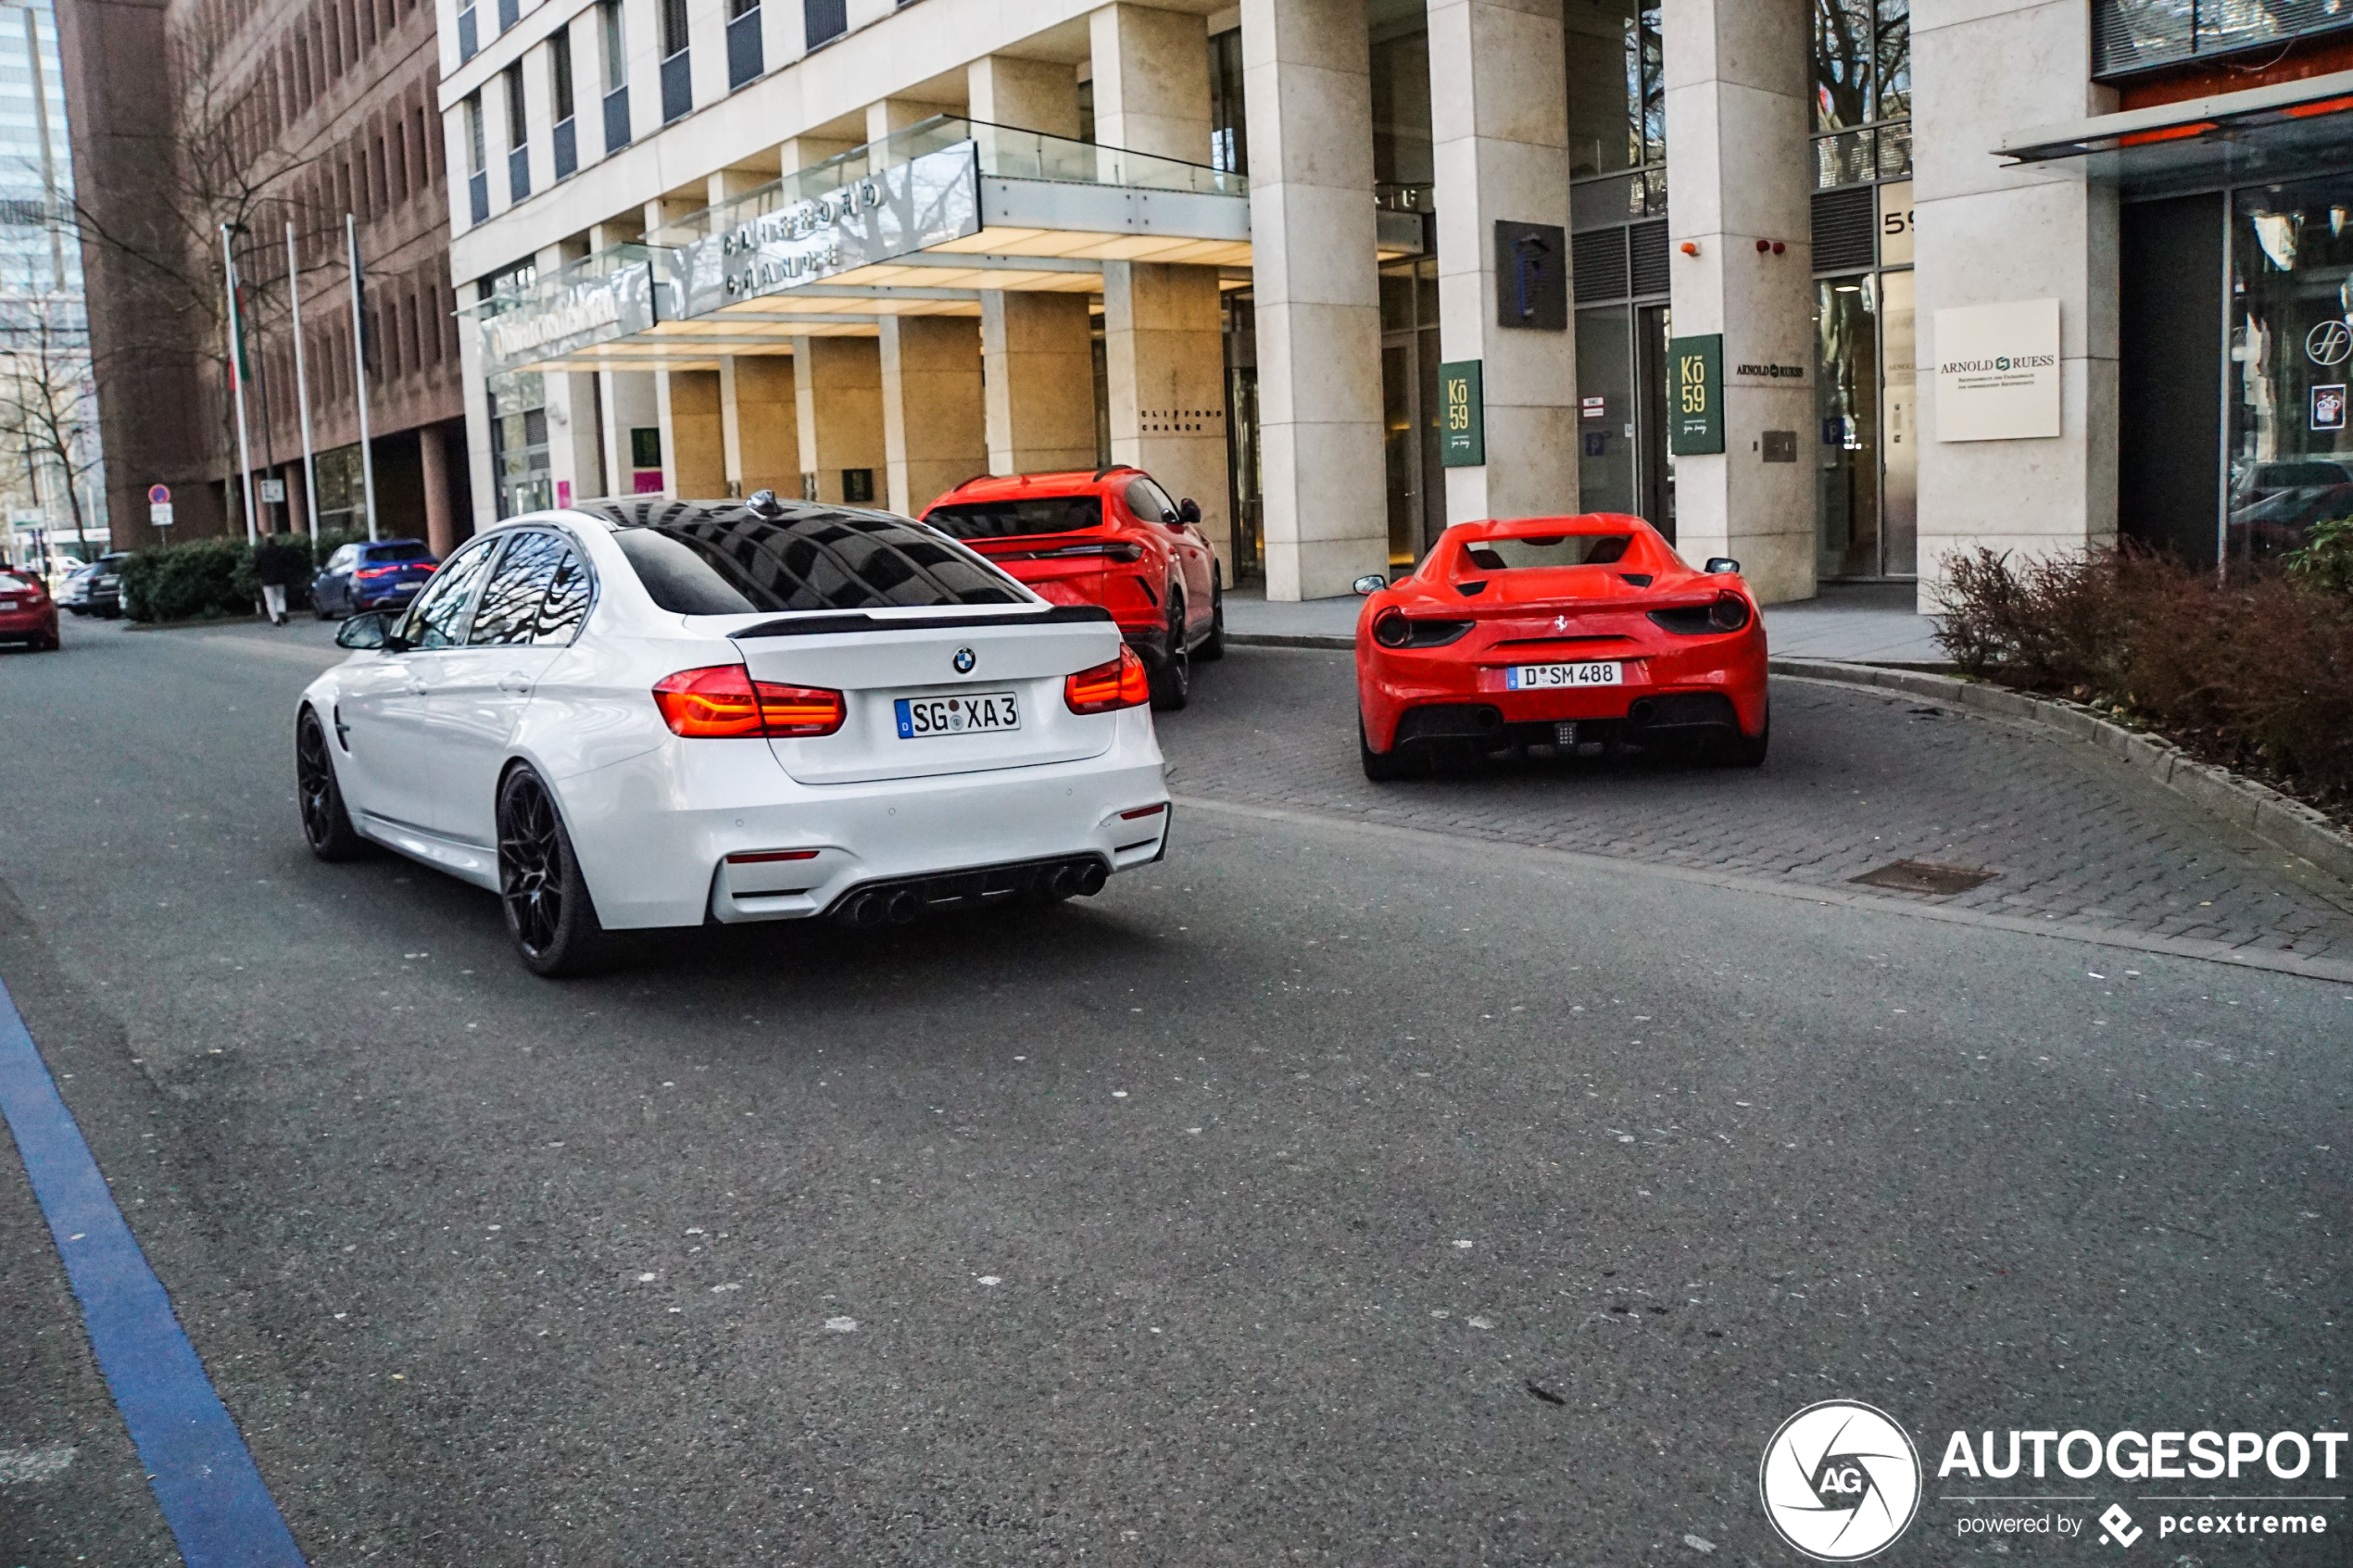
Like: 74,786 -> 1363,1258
731,604 -> 1116,639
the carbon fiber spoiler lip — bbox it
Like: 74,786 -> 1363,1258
731,604 -> 1116,639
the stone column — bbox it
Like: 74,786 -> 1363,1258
721,354 -> 799,499
601,368 -> 659,495
1240,0 -> 1387,600
879,315 -> 988,515
967,55 -> 1080,138
419,420 -> 457,557
1912,0 -> 2117,612
1428,0 -> 1578,524
981,293 -> 1099,475
282,459 -> 311,538
658,369 -> 726,498
1104,262 -> 1232,570
1662,0 -> 1817,605
793,334 -> 887,505
1089,3 -> 1212,161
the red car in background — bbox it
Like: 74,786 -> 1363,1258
0,566 -> 59,651
1353,513 -> 1768,778
922,467 -> 1223,709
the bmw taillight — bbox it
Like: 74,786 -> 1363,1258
1064,645 -> 1151,714
653,664 -> 846,738
1372,611 -> 1473,649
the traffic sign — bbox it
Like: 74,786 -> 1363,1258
147,483 -> 170,505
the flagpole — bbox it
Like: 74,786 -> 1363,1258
220,224 -> 258,546
286,222 -> 320,538
346,213 -> 378,542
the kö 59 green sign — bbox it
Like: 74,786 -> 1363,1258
1668,333 -> 1724,456
1439,359 -> 1484,468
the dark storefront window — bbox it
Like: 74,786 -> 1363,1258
1209,28 -> 1247,174
1223,290 -> 1263,583
2227,176 -> 2353,567
490,371 -> 552,519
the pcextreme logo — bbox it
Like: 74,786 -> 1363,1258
1759,1401 -> 1924,1561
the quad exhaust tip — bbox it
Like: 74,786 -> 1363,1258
831,858 -> 1107,927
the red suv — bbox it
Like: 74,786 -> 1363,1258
921,467 -> 1224,708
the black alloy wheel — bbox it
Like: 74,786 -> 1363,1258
1196,566 -> 1227,662
296,708 -> 370,860
1713,706 -> 1770,769
496,766 -> 610,977
1150,593 -> 1191,710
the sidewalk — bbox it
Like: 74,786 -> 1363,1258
1224,579 -> 1944,665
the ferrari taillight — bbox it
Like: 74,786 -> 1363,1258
653,664 -> 846,738
1708,591 -> 1752,632
1372,611 -> 1474,649
1064,645 -> 1151,714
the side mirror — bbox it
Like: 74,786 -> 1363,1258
1704,557 -> 1741,575
335,609 -> 395,650
1176,497 -> 1202,525
1353,573 -> 1390,596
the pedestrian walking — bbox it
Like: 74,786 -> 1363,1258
253,534 -> 306,626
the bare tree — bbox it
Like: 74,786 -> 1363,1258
60,4 -> 330,526
0,295 -> 99,558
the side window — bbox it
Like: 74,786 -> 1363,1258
532,544 -> 591,643
1124,476 -> 1177,524
396,538 -> 499,648
467,532 -> 566,645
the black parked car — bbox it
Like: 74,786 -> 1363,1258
310,538 -> 437,619
60,552 -> 128,618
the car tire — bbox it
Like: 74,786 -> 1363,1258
1714,709 -> 1769,769
496,766 -> 611,978
1150,595 -> 1191,710
1359,715 -> 1427,781
1196,569 -> 1227,662
296,708 -> 371,861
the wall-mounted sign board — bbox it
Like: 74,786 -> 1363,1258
1667,334 -> 1724,456
1934,298 -> 2060,442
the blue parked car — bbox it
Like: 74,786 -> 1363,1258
311,539 -> 437,620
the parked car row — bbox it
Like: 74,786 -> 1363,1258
59,552 -> 128,618
291,465 -> 1768,974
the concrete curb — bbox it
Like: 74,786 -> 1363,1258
1227,631 -> 1353,651
1772,657 -> 2353,889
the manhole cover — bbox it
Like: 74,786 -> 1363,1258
1850,859 -> 1996,896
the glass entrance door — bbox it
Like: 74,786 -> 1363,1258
1636,302 -> 1675,541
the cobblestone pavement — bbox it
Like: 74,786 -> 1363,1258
1159,647 -> 2353,967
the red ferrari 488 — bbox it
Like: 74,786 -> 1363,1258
1353,513 -> 1768,779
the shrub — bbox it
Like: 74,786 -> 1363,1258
1936,546 -> 2353,803
2286,516 -> 2353,595
122,530 -> 360,621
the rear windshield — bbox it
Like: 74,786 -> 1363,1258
612,508 -> 1025,614
1462,534 -> 1632,571
364,543 -> 434,562
925,495 -> 1104,540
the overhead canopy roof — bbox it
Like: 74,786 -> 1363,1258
1998,68 -> 2353,189
472,116 -> 1424,376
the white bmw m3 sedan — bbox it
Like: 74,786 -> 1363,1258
294,495 -> 1171,974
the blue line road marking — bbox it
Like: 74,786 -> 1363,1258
0,974 -> 308,1568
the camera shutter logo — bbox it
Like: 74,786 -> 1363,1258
2306,319 -> 2352,366
1758,1400 -> 1922,1561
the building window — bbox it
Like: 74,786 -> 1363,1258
463,93 -> 488,224
504,62 -> 530,202
1209,28 -> 1246,174
1370,14 -> 1432,214
1567,3 -> 1666,221
1812,0 -> 1909,187
726,0 -> 762,91
659,0 -> 692,121
803,0 -> 846,50
457,0 -> 477,60
599,0 -> 631,154
497,0 -> 517,32
551,24 -> 578,179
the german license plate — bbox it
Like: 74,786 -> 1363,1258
895,691 -> 1022,738
1507,661 -> 1621,689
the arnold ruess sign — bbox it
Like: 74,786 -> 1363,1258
673,141 -> 984,317
1934,298 -> 2060,442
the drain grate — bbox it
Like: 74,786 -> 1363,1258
1850,859 -> 1997,896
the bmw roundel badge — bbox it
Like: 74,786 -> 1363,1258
952,646 -> 976,674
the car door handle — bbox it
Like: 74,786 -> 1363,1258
404,679 -> 428,696
498,672 -> 533,694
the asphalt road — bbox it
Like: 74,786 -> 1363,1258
0,616 -> 2347,1566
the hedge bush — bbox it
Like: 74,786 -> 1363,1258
1936,545 -> 2353,806
120,530 -> 371,622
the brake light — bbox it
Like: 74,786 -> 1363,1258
1372,611 -> 1474,648
1064,645 -> 1151,714
1708,590 -> 1752,632
355,564 -> 402,579
725,848 -> 820,864
653,664 -> 847,738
